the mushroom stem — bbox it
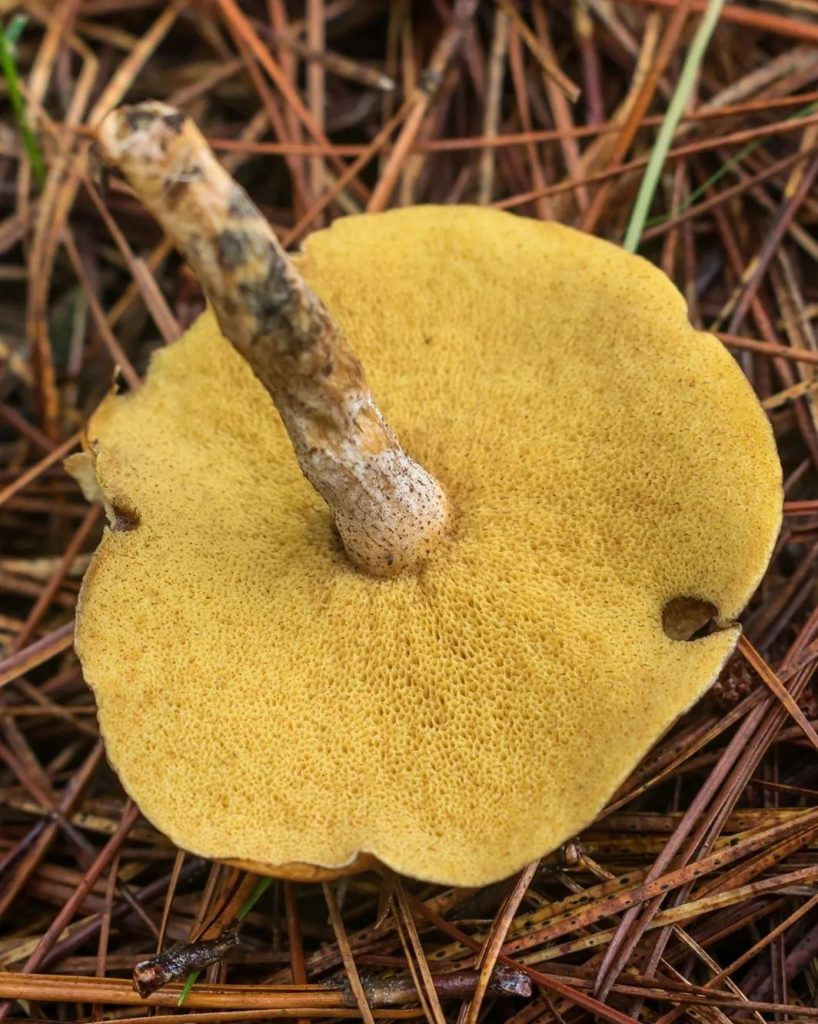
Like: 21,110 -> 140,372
96,102 -> 451,578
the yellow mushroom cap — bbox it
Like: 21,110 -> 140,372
75,206 -> 781,887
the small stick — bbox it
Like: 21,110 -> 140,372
96,102 -> 451,578
133,926 -> 241,998
363,966 -> 532,1005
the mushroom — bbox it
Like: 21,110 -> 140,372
72,102 -> 781,887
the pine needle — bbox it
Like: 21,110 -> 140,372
623,0 -> 725,252
646,99 -> 818,228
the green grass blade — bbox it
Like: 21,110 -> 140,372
177,877 -> 272,1007
0,16 -> 45,189
6,15 -> 27,45
623,0 -> 725,253
237,877 -> 273,921
177,970 -> 200,1007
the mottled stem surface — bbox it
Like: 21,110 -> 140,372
97,102 -> 450,577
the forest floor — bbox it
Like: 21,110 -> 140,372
1,2 -> 818,1022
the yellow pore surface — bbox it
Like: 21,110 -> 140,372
76,207 -> 782,886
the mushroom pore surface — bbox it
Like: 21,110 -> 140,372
76,206 -> 781,887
